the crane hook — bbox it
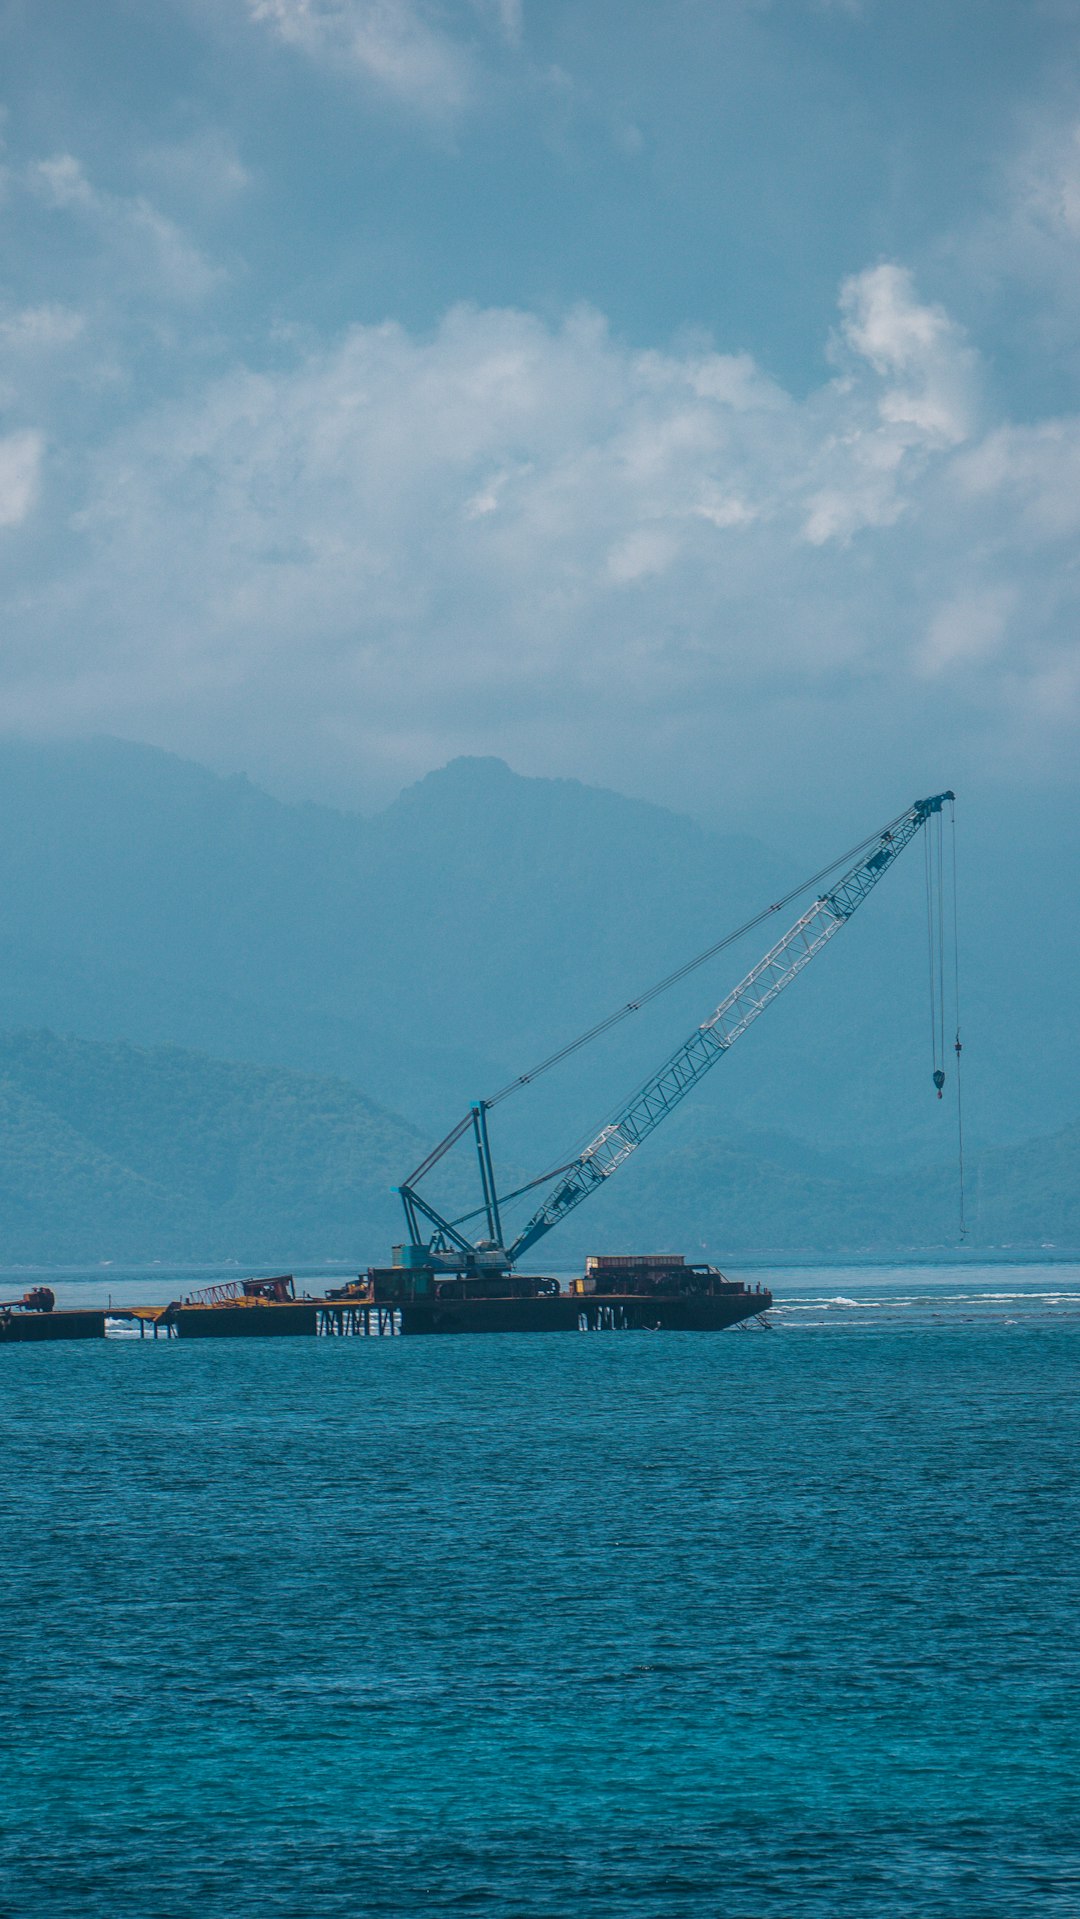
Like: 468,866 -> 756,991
933,1069 -> 945,1099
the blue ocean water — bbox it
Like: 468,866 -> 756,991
2,1265 -> 1078,1918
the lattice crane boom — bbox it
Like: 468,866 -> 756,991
399,791 -> 954,1273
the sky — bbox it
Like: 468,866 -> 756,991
1,0 -> 1079,836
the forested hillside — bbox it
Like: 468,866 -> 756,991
0,1031 -> 419,1264
555,1114 -> 1080,1261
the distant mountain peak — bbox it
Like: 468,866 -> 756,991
394,756 -> 522,801
423,754 -> 518,784
384,753 -> 693,826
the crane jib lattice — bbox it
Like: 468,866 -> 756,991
398,791 -> 955,1271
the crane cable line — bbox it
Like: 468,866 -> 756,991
924,797 -> 966,1236
504,794 -> 970,1244
404,803 -> 915,1190
950,801 -> 967,1237
485,804 -> 915,1110
408,802 -> 920,1189
398,790 -> 957,1270
492,800 -> 934,1223
925,814 -> 945,1092
940,814 -> 948,1073
939,811 -> 947,1084
448,1157 -> 583,1231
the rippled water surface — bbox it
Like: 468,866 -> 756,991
2,1264 -> 1078,1917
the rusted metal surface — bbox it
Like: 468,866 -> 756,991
185,1275 -> 296,1306
398,1286 -> 771,1336
168,1301 -> 318,1338
0,1286 -> 57,1314
0,1308 -> 106,1343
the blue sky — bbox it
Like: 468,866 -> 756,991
1,0 -> 1079,833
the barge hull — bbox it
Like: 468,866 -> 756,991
171,1302 -> 319,1338
400,1292 -> 768,1335
0,1310 -> 105,1343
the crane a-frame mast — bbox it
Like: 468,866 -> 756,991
397,791 -> 954,1274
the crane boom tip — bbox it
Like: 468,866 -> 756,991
915,790 -> 955,817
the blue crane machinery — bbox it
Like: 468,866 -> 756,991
395,790 -> 956,1276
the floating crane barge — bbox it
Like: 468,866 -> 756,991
333,1254 -> 771,1335
1,791 -> 954,1344
381,790 -> 954,1333
0,1262 -> 770,1340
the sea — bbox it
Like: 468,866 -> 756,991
2,1263 -> 1078,1918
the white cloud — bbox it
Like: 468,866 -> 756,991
2,266 -> 1076,797
918,587 -> 1015,677
797,264 -> 978,545
837,263 -> 976,446
138,129 -> 252,209
473,0 -> 523,44
248,0 -> 475,115
25,154 -> 222,303
956,110 -> 1080,354
695,490 -> 755,530
0,429 -> 43,527
607,527 -> 681,584
0,302 -> 85,411
1014,117 -> 1080,243
0,304 -> 85,352
952,419 -> 1080,540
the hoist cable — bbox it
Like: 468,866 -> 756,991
924,826 -> 939,1073
449,1157 -> 582,1229
407,797 -> 942,1202
484,805 -> 914,1112
950,800 -> 967,1237
937,811 -> 947,1073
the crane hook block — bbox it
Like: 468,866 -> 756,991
933,1069 -> 946,1098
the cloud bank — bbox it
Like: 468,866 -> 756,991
0,429 -> 42,528
1,254 -> 1076,809
247,0 -> 483,115
25,154 -> 223,305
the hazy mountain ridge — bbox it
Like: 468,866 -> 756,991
0,736 -> 798,1135
0,1029 -> 1073,1266
552,1122 -> 1080,1261
0,737 -> 1074,1261
0,1030 -> 421,1264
